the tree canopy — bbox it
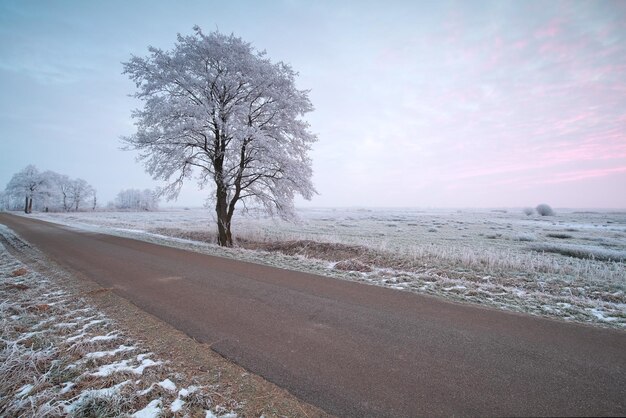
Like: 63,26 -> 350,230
123,27 -> 317,246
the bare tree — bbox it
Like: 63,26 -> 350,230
123,27 -> 316,246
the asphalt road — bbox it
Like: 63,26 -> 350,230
1,213 -> 625,417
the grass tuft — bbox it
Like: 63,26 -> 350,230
333,259 -> 373,272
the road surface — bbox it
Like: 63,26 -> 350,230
1,213 -> 624,417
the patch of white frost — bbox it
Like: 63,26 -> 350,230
89,333 -> 119,342
91,357 -> 162,377
15,384 -> 33,398
158,378 -> 176,392
179,386 -> 199,397
170,397 -> 185,412
132,399 -> 162,418
65,381 -> 130,413
60,381 -> 75,394
589,308 -> 617,322
85,344 -> 136,359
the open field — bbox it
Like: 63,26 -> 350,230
23,207 -> 626,328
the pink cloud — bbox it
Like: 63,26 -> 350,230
534,19 -> 562,38
542,166 -> 626,184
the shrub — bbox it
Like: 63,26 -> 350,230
546,233 -> 572,239
513,233 -> 536,242
333,259 -> 373,272
523,207 -> 534,216
536,204 -> 554,216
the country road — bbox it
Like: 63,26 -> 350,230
1,213 -> 624,417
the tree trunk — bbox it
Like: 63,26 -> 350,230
216,216 -> 233,247
215,187 -> 233,247
24,196 -> 29,213
27,197 -> 33,214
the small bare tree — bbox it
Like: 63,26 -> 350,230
123,27 -> 316,246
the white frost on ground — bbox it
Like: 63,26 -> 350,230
85,344 -> 136,359
15,383 -> 33,398
91,357 -> 162,377
0,224 -> 237,417
22,208 -> 626,328
132,399 -> 162,418
158,378 -> 176,391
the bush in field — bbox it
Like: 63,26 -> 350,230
333,259 -> 373,272
536,204 -> 554,216
523,207 -> 534,216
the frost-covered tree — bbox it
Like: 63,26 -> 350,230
4,165 -> 49,213
0,191 -> 8,211
114,189 -> 159,211
122,27 -> 316,246
44,173 -> 95,212
4,168 -> 96,213
47,172 -> 73,211
68,178 -> 94,211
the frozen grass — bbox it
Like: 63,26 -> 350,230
0,227 -> 239,417
19,208 -> 626,328
529,242 -> 626,262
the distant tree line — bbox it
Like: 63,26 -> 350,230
109,189 -> 159,211
1,165 -> 160,213
1,165 -> 96,213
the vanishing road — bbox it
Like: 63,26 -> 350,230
1,213 -> 625,417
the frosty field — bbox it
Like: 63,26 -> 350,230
25,207 -> 626,328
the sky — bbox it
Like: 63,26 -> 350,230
1,0 -> 625,209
